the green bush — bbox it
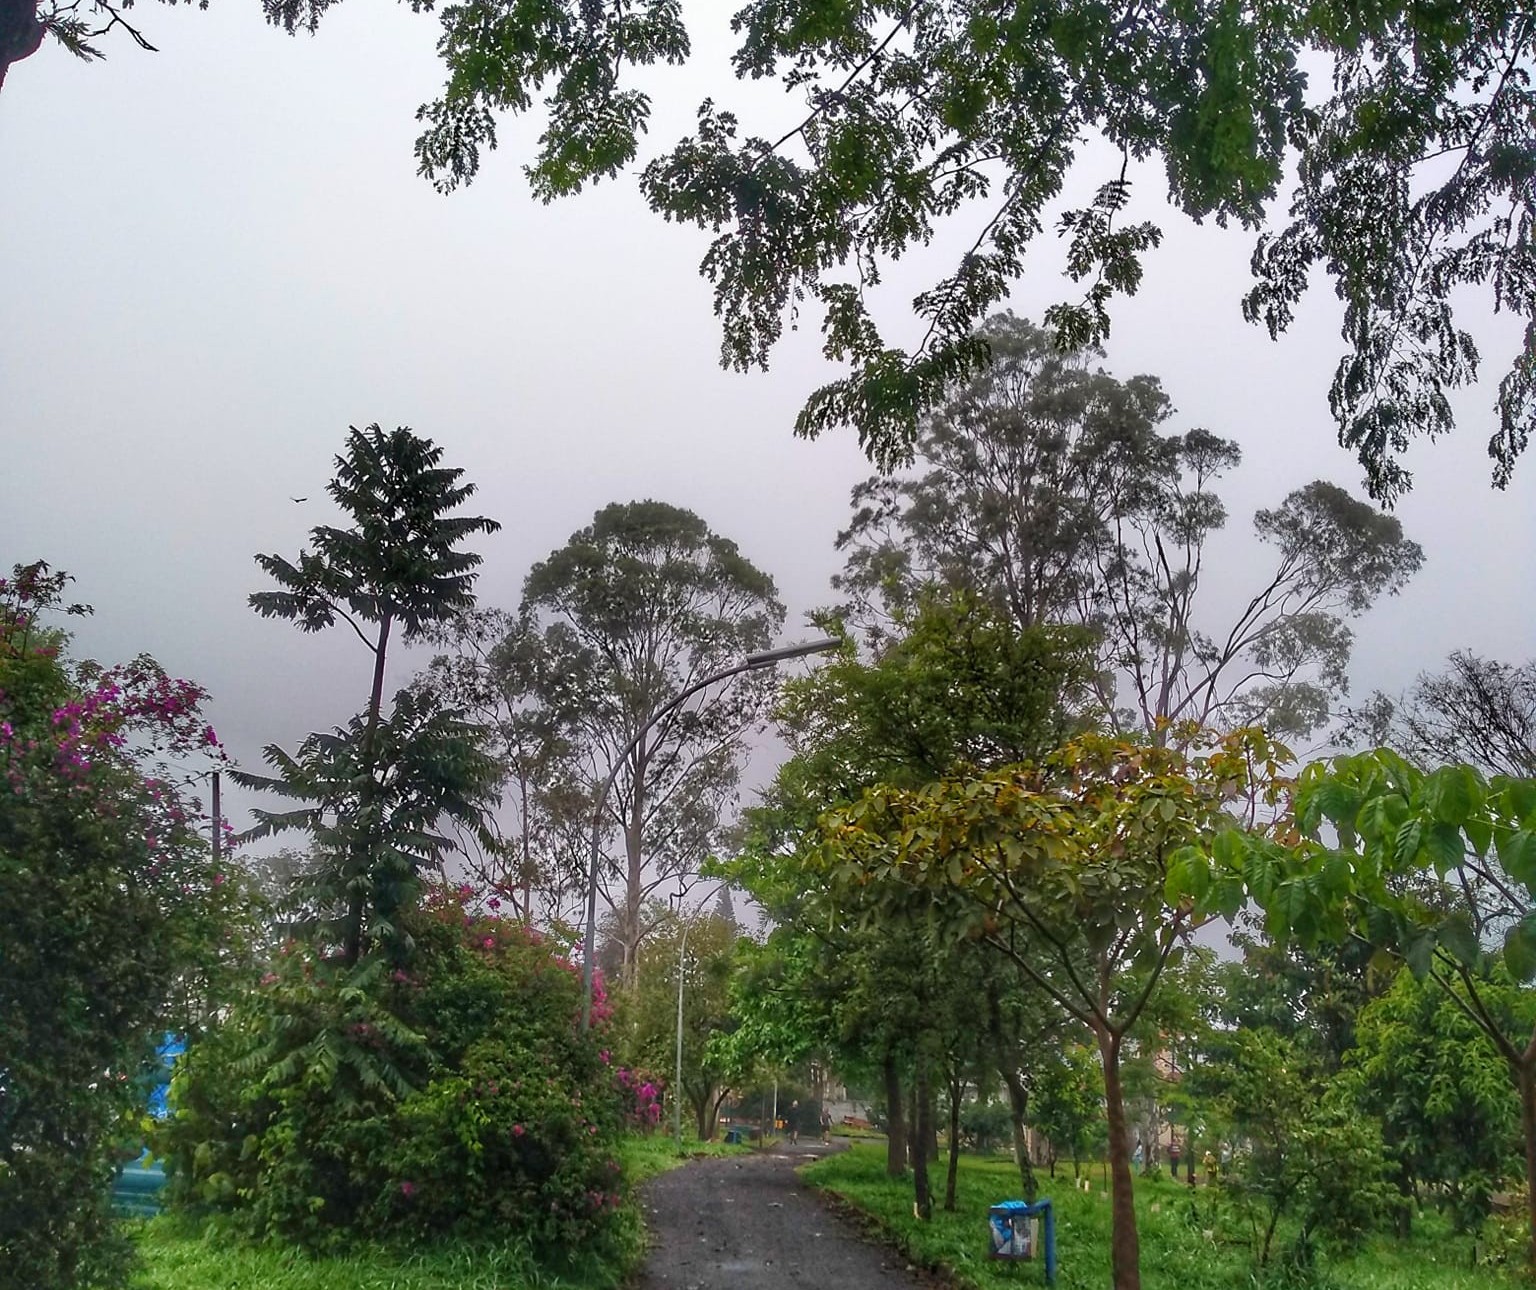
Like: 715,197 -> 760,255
158,888 -> 626,1258
1,564 -> 239,1290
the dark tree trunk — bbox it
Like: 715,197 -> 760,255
906,1082 -> 918,1167
884,1052 -> 907,1178
1002,1062 -> 1037,1201
913,1060 -> 934,1221
346,613 -> 392,966
944,1072 -> 962,1212
0,0 -> 44,93
1518,1059 -> 1536,1265
1098,1025 -> 1142,1290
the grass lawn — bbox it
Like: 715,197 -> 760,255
802,1143 -> 1522,1290
127,1132 -> 748,1290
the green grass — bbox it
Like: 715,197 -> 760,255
802,1144 -> 1522,1290
127,1132 -> 748,1290
126,1219 -> 615,1290
615,1128 -> 751,1186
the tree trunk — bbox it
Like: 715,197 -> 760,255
0,0 -> 44,93
913,1060 -> 934,1221
345,613 -> 393,965
1001,1062 -> 1037,1201
906,1082 -> 918,1167
1098,1025 -> 1142,1290
621,751 -> 646,988
884,1052 -> 907,1178
1519,1059 -> 1536,1265
945,1072 -> 962,1212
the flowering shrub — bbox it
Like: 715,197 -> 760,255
614,1066 -> 664,1130
0,563 -> 238,1289
161,884 -> 629,1256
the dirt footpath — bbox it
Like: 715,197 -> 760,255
631,1141 -> 927,1290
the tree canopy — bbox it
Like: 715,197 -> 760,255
291,0 -> 1535,498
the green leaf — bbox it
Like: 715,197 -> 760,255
1504,917 -> 1536,984
1301,777 -> 1361,835
1271,878 -> 1311,938
1318,851 -> 1354,897
1436,913 -> 1480,968
1403,928 -> 1435,978
1391,818 -> 1423,868
1244,843 -> 1280,905
1420,765 -> 1481,827
1497,830 -> 1536,892
1423,823 -> 1466,876
1356,793 -> 1409,845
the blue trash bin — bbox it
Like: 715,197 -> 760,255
988,1197 -> 1057,1283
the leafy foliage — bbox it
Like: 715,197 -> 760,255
822,726 -> 1291,1289
1186,748 -> 1536,1260
519,499 -> 785,979
159,889 -> 628,1255
835,314 -> 1424,742
1344,968 -> 1527,1234
0,562 -> 238,1289
240,424 -> 501,965
625,908 -> 738,1140
243,0 -> 1536,499
1187,1029 -> 1397,1270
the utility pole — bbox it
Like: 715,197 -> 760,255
210,770 -> 221,864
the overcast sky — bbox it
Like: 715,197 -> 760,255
3,4 -> 1532,845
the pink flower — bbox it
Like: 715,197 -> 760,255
481,935 -> 496,950
400,1180 -> 416,1197
512,1124 -> 525,1138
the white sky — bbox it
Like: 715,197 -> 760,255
2,4 -> 1532,844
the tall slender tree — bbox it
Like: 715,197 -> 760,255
241,424 -> 501,964
520,500 -> 784,982
837,314 -> 1425,743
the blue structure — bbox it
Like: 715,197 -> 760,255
109,1035 -> 184,1217
988,1197 -> 1057,1284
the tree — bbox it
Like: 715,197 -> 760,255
823,727 -> 1289,1290
421,609 -> 587,921
1031,1043 -> 1105,1180
1345,967 -> 1526,1234
269,0 -> 1532,499
1345,651 -> 1536,778
727,595 -> 1091,1204
1192,1029 -> 1396,1270
519,500 -> 785,983
1215,920 -> 1383,1074
0,562 -> 239,1289
628,907 -> 739,1141
240,424 -> 501,965
836,315 -> 1425,743
1188,749 -> 1536,1261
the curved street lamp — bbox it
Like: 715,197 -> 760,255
580,637 -> 841,1029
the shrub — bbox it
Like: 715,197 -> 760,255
159,886 -> 627,1258
0,564 -> 237,1290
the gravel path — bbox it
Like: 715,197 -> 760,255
631,1141 -> 928,1290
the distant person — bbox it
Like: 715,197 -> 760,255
787,1100 -> 800,1144
820,1107 -> 832,1144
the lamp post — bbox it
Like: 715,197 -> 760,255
580,637 -> 840,1030
673,899 -> 697,1147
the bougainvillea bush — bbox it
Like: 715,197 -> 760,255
0,562 -> 238,1290
161,884 -> 634,1258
